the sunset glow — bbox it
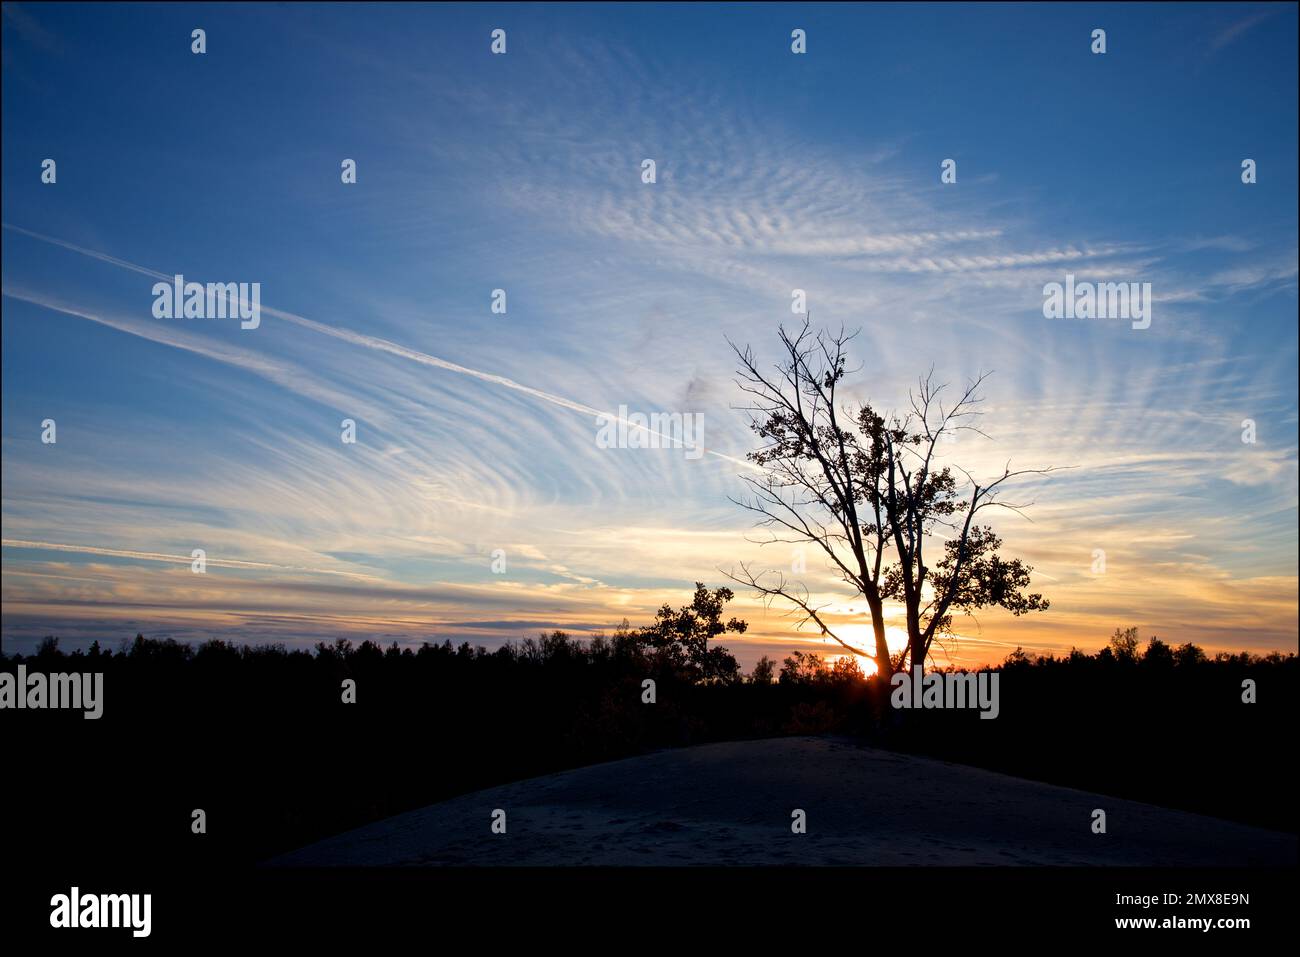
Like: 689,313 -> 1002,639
2,4 -> 1296,670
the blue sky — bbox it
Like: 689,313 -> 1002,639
2,2 -> 1296,665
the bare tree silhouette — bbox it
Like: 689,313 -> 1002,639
726,320 -> 1055,677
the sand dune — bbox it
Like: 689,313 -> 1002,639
269,737 -> 1296,866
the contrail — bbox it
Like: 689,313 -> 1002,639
0,538 -> 382,581
1,223 -> 759,471
1,538 -> 282,568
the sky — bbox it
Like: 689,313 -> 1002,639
2,2 -> 1297,669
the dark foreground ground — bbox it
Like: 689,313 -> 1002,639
271,736 -> 1297,867
5,635 -> 1295,878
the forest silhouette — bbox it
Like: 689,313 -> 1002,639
4,584 -> 1294,870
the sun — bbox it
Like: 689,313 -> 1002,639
852,654 -> 880,677
829,624 -> 913,677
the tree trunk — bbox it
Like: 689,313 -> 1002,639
907,599 -> 925,675
867,593 -> 892,679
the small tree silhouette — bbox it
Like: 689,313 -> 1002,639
1109,627 -> 1141,663
638,583 -> 746,683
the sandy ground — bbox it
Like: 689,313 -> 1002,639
269,736 -> 1296,866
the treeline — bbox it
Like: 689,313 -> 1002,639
3,593 -> 1294,869
892,628 -> 1296,836
19,620 -> 1285,679
3,586 -> 872,869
